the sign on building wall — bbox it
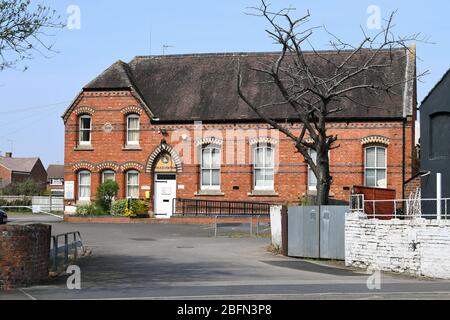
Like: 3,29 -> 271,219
64,181 -> 75,200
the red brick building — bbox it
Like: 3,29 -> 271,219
0,153 -> 47,191
62,49 -> 417,217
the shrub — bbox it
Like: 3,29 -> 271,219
111,199 -> 128,216
75,204 -> 105,216
111,199 -> 149,217
1,179 -> 42,196
130,200 -> 149,216
95,181 -> 119,212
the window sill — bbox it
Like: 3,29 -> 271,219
248,190 -> 279,197
195,190 -> 225,196
75,145 -> 93,151
122,145 -> 142,151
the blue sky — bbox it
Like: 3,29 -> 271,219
0,0 -> 448,166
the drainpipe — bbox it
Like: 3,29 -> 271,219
402,119 -> 406,209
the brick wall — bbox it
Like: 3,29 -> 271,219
405,174 -> 421,198
345,212 -> 450,279
0,165 -> 11,188
0,224 -> 51,290
64,90 -> 416,211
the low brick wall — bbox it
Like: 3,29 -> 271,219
64,215 -> 270,225
345,212 -> 450,279
0,224 -> 51,290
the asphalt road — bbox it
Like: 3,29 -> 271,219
1,215 -> 450,300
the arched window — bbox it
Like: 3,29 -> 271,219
126,170 -> 140,198
201,145 -> 221,190
102,170 -> 116,183
79,115 -> 92,145
365,146 -> 387,188
126,114 -> 140,145
78,170 -> 91,201
253,144 -> 274,191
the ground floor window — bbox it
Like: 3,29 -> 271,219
126,170 -> 140,198
102,170 -> 116,183
78,170 -> 91,200
254,144 -> 274,190
365,146 -> 387,188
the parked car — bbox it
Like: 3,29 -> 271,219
0,209 -> 7,224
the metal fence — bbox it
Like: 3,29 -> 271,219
31,196 -> 64,212
213,215 -> 270,237
174,198 -> 271,216
350,194 -> 450,220
287,205 -> 347,260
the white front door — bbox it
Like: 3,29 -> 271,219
154,174 -> 177,218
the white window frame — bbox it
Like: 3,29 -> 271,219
79,115 -> 92,145
126,114 -> 140,146
78,170 -> 91,201
308,149 -> 318,191
364,146 -> 387,188
307,150 -> 331,191
102,170 -> 116,183
200,145 -> 221,190
253,144 -> 275,191
126,170 -> 140,199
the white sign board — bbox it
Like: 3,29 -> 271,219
64,181 -> 75,200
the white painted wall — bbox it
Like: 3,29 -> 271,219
270,206 -> 282,248
345,212 -> 450,279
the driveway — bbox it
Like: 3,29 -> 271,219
1,216 -> 450,300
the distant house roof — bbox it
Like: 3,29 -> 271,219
0,156 -> 40,173
63,49 -> 415,123
47,164 -> 64,179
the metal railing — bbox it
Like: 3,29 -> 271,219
174,198 -> 271,216
350,194 -> 450,220
0,205 -> 63,219
213,215 -> 270,237
50,231 -> 85,271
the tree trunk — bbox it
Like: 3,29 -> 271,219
315,148 -> 332,205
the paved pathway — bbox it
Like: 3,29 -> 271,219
1,217 -> 450,300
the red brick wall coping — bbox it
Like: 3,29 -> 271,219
64,215 -> 270,225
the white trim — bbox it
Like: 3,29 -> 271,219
253,145 -> 275,191
308,149 -> 317,191
364,146 -> 387,188
126,170 -> 140,199
200,145 -> 221,191
102,170 -> 116,183
78,170 -> 91,201
126,114 -> 140,146
79,115 -> 92,145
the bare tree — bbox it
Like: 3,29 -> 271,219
237,0 -> 427,205
0,0 -> 65,71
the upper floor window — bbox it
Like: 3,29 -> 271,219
79,115 -> 92,145
126,170 -> 140,199
365,146 -> 387,188
127,114 -> 140,145
254,144 -> 274,191
78,170 -> 91,201
308,149 -> 318,191
102,170 -> 116,183
201,145 -> 221,190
